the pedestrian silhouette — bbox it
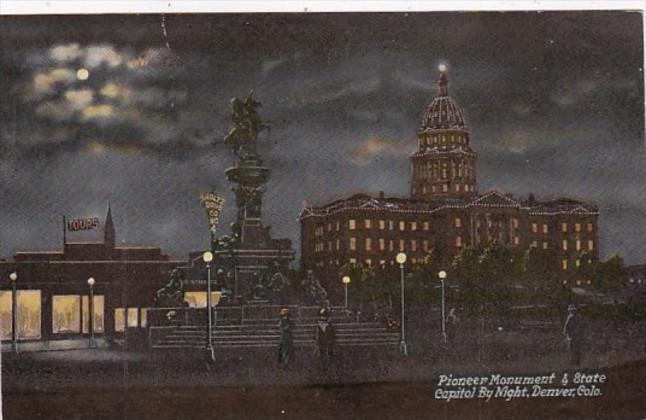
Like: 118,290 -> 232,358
278,308 -> 294,367
315,308 -> 336,369
563,304 -> 585,366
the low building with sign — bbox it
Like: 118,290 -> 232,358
0,206 -> 183,346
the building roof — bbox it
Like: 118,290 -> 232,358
299,190 -> 597,219
419,69 -> 467,131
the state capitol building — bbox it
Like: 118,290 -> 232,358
299,68 -> 599,283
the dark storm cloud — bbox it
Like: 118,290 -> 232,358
0,12 -> 644,264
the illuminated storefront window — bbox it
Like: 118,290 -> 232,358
1,290 -> 42,340
183,292 -> 222,308
17,290 -> 41,339
114,308 -> 125,332
53,295 -> 80,334
128,308 -> 139,328
140,308 -> 148,328
0,291 -> 12,340
82,295 -> 105,334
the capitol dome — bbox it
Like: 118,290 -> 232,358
420,69 -> 466,131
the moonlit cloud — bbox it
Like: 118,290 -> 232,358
81,104 -> 115,121
49,43 -> 82,63
350,136 -> 408,164
31,68 -> 76,97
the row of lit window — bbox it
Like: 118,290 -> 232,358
561,239 -> 594,252
562,222 -> 593,233
417,183 -> 475,194
349,219 -> 426,231
346,237 -> 463,252
420,133 -> 467,146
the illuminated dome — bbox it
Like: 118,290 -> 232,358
420,69 -> 466,131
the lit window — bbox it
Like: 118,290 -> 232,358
561,259 -> 568,270
336,239 -> 340,250
588,240 -> 594,251
587,223 -> 593,232
53,295 -> 81,334
349,219 -> 356,230
140,308 -> 148,328
349,258 -> 357,264
443,184 -> 448,192
411,221 -> 417,231
531,241 -> 538,248
327,223 -> 332,232
0,292 -> 12,340
183,292 -> 221,308
379,220 -> 385,230
542,224 -> 548,234
562,223 -> 568,233
13,290 -> 41,340
542,241 -> 548,249
575,223 -> 581,232
455,218 -> 461,228
399,239 -> 405,251
455,184 -> 460,192
365,259 -> 372,267
389,220 -> 394,230
399,221 -> 405,231
514,236 -> 520,246
423,240 -> 429,252
364,219 -> 371,229
114,308 -> 125,332
423,221 -> 430,231
455,236 -> 462,247
411,240 -> 417,252
512,218 -> 519,229
575,259 -> 581,267
365,238 -> 372,251
576,240 -> 581,251
82,295 -> 105,334
562,240 -> 568,251
336,221 -> 340,231
128,308 -> 138,328
532,223 -> 538,233
379,238 -> 385,250
350,237 -> 357,250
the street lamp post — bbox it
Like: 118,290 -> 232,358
438,270 -> 448,344
87,277 -> 97,349
203,251 -> 215,365
9,272 -> 18,353
396,252 -> 408,356
342,275 -> 351,308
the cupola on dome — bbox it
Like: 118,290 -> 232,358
420,67 -> 466,131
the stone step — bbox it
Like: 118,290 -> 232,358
153,341 -> 399,350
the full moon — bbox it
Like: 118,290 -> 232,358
76,68 -> 89,81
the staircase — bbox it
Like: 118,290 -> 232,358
150,319 -> 400,350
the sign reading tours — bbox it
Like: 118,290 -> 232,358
66,216 -> 100,232
200,191 -> 225,233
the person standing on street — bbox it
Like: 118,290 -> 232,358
315,308 -> 336,368
563,304 -> 585,366
278,308 -> 294,368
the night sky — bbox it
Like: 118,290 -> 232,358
0,12 -> 644,264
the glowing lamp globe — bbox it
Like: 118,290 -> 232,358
342,275 -> 351,284
87,277 -> 95,286
396,253 -> 407,265
438,270 -> 447,280
202,251 -> 214,263
9,272 -> 17,282
438,63 -> 448,72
